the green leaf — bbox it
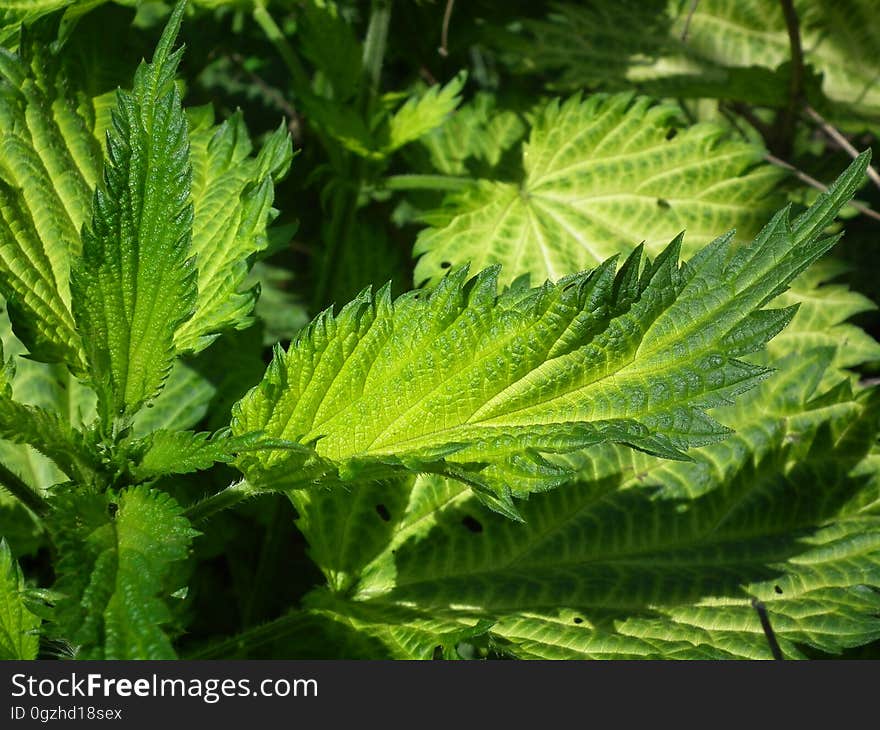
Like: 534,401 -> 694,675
0,304 -> 95,491
0,340 -> 98,484
417,92 -> 526,178
414,94 -> 784,288
50,485 -> 196,659
129,357 -> 216,437
384,73 -> 466,153
0,537 -> 40,658
71,2 -> 197,424
173,108 -> 292,354
292,352 -> 880,659
0,2 -> 104,44
0,25 -> 98,369
302,74 -> 465,160
128,428 -> 266,481
232,154 -> 868,515
769,259 -> 880,382
296,0 -> 363,102
323,220 -> 409,307
248,261 -> 310,345
285,477 -> 414,593
513,1 -> 880,122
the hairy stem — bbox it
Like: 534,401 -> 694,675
0,461 -> 48,517
184,480 -> 267,523
184,608 -> 318,659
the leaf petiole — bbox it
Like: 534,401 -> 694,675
184,479 -> 268,523
0,460 -> 48,517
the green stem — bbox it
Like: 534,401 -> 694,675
184,608 -> 317,659
776,0 -> 804,156
242,496 -> 292,626
362,0 -> 392,100
381,174 -> 475,193
311,0 -> 393,310
312,163 -> 362,309
184,480 -> 266,523
252,2 -> 310,89
0,461 -> 48,517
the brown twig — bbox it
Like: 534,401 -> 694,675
419,65 -> 438,86
680,0 -> 700,42
765,152 -> 880,222
804,105 -> 880,191
438,0 -> 455,57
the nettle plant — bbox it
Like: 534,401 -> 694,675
0,0 -> 879,660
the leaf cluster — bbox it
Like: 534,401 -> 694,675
0,0 -> 877,661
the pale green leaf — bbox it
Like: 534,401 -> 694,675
769,259 -> 880,380
0,304 -> 95,492
418,92 -> 526,177
385,73 -> 466,153
232,155 -> 867,515
292,352 -> 880,659
0,307 -> 93,555
173,109 -> 291,353
129,358 -> 216,436
0,1 -> 109,44
50,485 -> 196,659
0,339 -> 98,484
0,538 -> 39,659
71,2 -> 197,423
414,94 -> 784,288
515,1 -> 880,122
0,27 -> 97,369
302,74 -> 465,160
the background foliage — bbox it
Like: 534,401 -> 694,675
0,0 -> 878,660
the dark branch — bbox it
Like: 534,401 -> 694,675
752,598 -> 784,660
777,0 -> 805,156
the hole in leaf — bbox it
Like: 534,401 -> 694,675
432,645 -> 444,660
573,617 -> 583,624
774,585 -> 783,594
375,503 -> 391,521
665,127 -> 678,140
462,516 -> 483,533
656,198 -> 670,210
440,261 -> 451,269
107,502 -> 118,518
